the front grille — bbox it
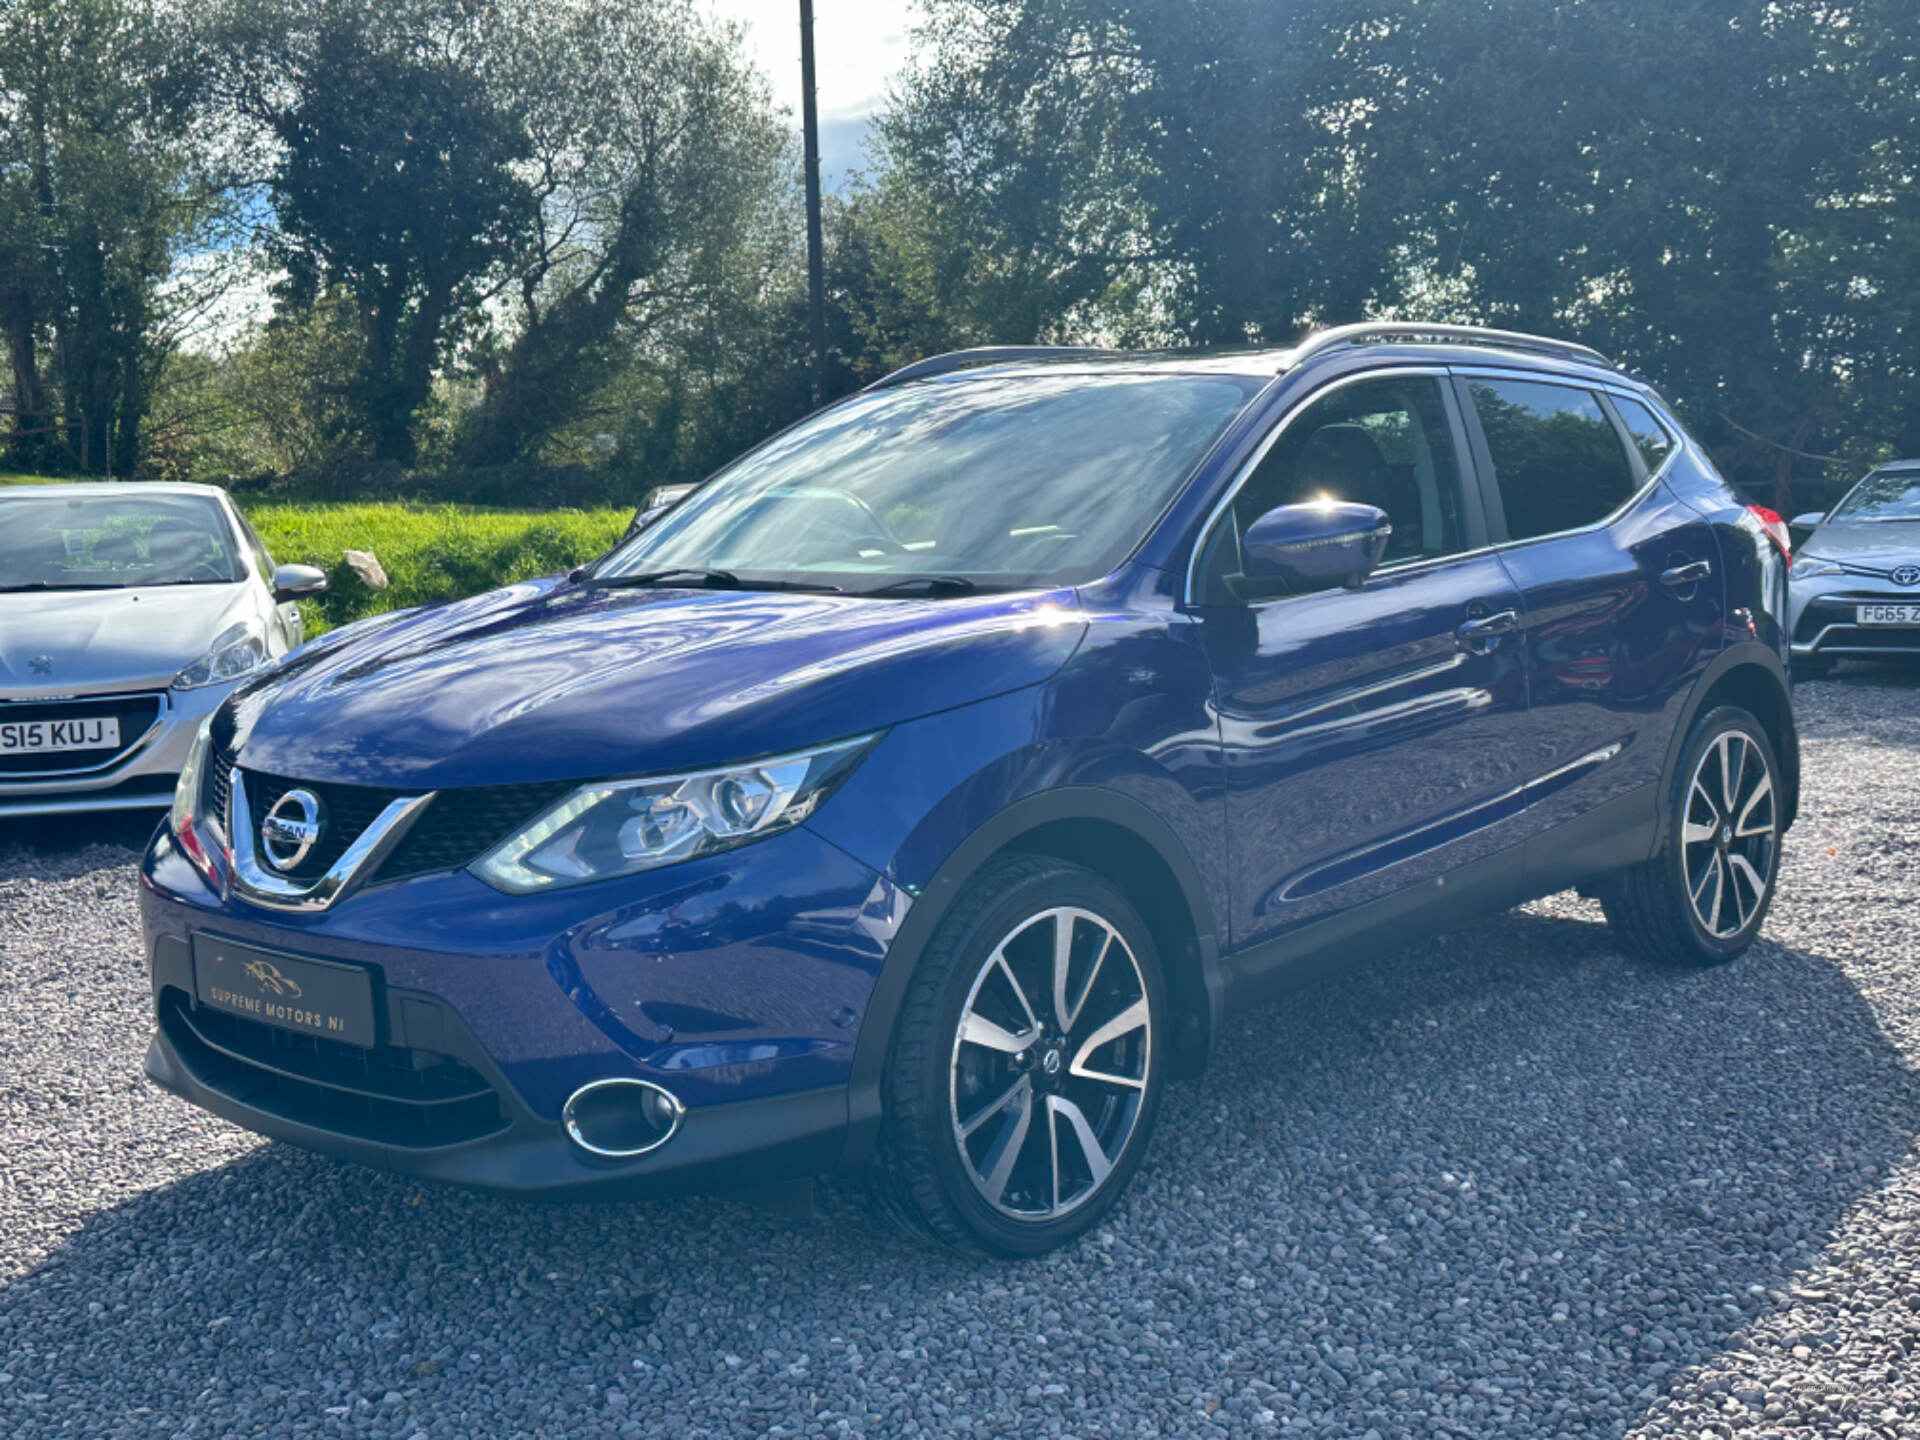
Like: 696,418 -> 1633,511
240,770 -> 411,879
205,741 -> 236,828
379,780 -> 576,881
0,692 -> 164,775
1797,593 -> 1920,652
160,989 -> 507,1148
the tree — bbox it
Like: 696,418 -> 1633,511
0,0 -> 206,473
452,0 -> 790,468
217,0 -> 535,467
880,0 -> 1920,504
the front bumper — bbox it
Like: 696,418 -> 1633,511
0,683 -> 231,818
145,932 -> 847,1197
138,818 -> 904,1197
1790,580 -> 1920,661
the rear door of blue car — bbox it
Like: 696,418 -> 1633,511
1453,369 -> 1725,880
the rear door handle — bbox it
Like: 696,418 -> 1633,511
1661,559 -> 1713,588
1456,609 -> 1520,651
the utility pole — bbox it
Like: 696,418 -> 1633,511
800,0 -> 826,407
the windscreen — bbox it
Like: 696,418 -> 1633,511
596,372 -> 1265,591
1831,469 -> 1920,523
0,493 -> 244,591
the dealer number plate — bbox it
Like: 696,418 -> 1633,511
1857,603 -> 1920,626
191,935 -> 378,1048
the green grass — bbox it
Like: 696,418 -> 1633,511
243,501 -> 631,636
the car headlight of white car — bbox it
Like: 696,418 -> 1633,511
1789,554 -> 1847,580
172,620 -> 268,690
470,735 -> 877,894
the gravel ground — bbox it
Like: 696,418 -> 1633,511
3,670 -> 1919,1440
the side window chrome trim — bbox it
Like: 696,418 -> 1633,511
1182,364 -> 1459,605
1455,368 -> 1677,553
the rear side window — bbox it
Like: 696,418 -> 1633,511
1469,379 -> 1638,541
1613,395 -> 1677,473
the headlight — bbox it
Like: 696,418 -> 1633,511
470,735 -> 877,894
173,621 -> 267,690
1789,554 -> 1846,580
170,718 -> 222,884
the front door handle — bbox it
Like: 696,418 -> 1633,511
1456,609 -> 1520,652
1661,558 -> 1713,589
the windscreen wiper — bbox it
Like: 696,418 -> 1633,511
856,575 -> 990,597
584,568 -> 842,594
0,581 -> 121,593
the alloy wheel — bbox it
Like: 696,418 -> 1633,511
948,906 -> 1152,1220
1681,729 -> 1777,940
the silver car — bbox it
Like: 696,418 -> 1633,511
1789,460 -> 1920,676
0,482 -> 327,819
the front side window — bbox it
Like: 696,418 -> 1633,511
1199,375 -> 1470,600
1831,468 -> 1920,523
1470,379 -> 1639,541
595,372 -> 1265,592
0,493 -> 244,591
236,512 -> 277,583
1613,395 -> 1677,474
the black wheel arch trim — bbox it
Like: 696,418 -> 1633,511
840,785 -> 1223,1169
1655,641 -> 1799,851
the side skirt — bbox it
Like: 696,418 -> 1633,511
1223,783 -> 1658,1007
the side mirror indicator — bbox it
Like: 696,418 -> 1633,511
1239,501 -> 1392,596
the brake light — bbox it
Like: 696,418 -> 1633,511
1747,506 -> 1792,558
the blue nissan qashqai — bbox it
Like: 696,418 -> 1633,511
141,324 -> 1800,1256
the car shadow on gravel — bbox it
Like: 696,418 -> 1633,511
3,904 -> 1915,1438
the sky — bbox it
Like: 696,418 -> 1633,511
704,1 -> 918,187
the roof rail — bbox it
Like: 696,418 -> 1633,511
865,345 -> 1126,390
1288,322 -> 1611,370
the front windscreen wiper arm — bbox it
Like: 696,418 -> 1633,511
586,568 -> 742,590
584,568 -> 842,594
0,581 -> 121,593
857,575 -> 987,597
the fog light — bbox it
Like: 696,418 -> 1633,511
562,1078 -> 684,1158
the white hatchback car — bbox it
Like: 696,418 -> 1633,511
1789,460 -> 1920,676
0,482 -> 326,818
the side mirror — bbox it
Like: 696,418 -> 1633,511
623,504 -> 670,540
647,482 -> 698,510
1790,512 -> 1825,531
624,483 -> 700,540
1240,501 -> 1392,595
272,563 -> 329,601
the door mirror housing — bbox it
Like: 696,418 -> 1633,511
623,483 -> 700,540
1790,512 -> 1825,531
272,563 -> 329,601
1238,501 -> 1392,596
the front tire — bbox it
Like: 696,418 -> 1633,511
879,856 -> 1167,1256
1600,705 -> 1782,967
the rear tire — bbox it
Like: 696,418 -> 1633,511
878,856 -> 1167,1257
1599,705 -> 1782,967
